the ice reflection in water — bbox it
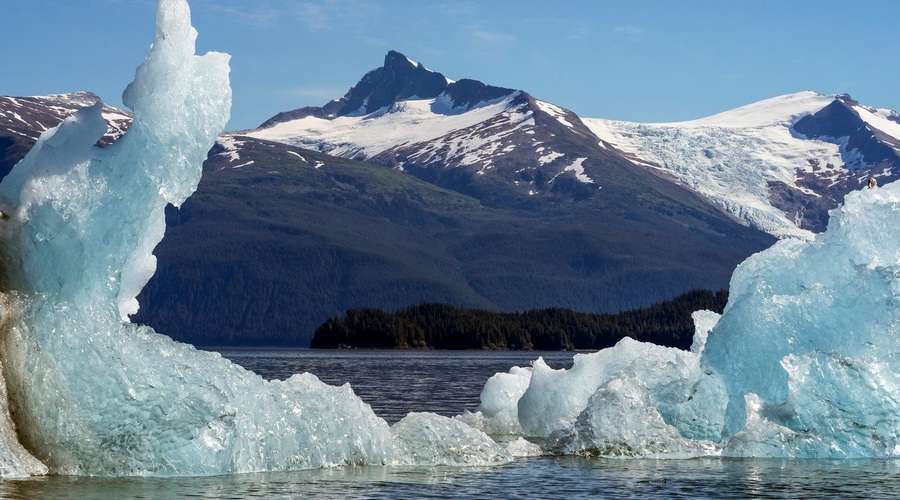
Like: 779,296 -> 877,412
3,458 -> 900,499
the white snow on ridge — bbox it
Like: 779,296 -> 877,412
2,94 -> 132,141
5,129 -> 33,139
854,105 -> 900,149
584,92 -> 849,239
101,110 -> 131,138
666,91 -> 835,128
248,94 -> 523,160
536,100 -> 575,128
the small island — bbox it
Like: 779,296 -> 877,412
310,289 -> 727,350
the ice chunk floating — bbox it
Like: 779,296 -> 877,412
467,182 -> 900,458
0,0 -> 506,477
1,0 -> 899,480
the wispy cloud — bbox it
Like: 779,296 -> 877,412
282,86 -> 344,101
471,29 -> 517,48
613,24 -> 645,41
296,2 -> 332,31
293,0 -> 385,32
430,1 -> 478,17
195,2 -> 280,28
197,0 -> 385,32
568,23 -> 592,41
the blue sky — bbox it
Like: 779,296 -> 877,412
2,0 -> 898,130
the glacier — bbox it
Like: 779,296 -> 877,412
1,0 -> 899,480
583,92 -> 846,240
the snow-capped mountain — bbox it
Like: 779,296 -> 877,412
251,53 -> 900,239
248,51 -> 630,201
585,92 -> 900,238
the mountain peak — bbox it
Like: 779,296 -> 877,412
329,50 -> 450,117
258,51 -> 451,128
384,50 -> 420,72
258,51 -> 521,128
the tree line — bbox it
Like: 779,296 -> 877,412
310,289 -> 728,350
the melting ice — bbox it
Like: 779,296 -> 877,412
464,184 -> 900,458
0,0 -> 508,477
1,0 -> 900,480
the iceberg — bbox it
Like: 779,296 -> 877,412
464,183 -> 900,458
704,182 -> 900,457
0,0 -> 506,477
1,0 -> 899,479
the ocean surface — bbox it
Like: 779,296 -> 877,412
2,348 -> 899,499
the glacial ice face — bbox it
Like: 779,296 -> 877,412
0,0 -> 506,477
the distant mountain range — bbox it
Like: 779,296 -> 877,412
247,50 -> 644,206
249,52 -> 900,238
5,50 -> 895,346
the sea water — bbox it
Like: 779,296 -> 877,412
0,350 -> 897,499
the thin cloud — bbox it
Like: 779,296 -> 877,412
297,2 -> 332,31
613,24 -> 645,41
293,0 -> 385,32
195,2 -> 280,28
283,86 -> 345,102
430,1 -> 478,17
568,23 -> 592,41
471,29 -> 517,48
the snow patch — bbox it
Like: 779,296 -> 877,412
539,150 -> 564,165
564,157 -> 594,184
287,151 -> 308,163
667,91 -> 836,128
216,136 -> 245,162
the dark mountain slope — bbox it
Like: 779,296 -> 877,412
131,136 -> 773,345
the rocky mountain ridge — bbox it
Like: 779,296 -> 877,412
252,52 -> 900,238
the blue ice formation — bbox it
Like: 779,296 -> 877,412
1,0 -> 898,479
0,0 -> 508,477
467,184 -> 900,458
